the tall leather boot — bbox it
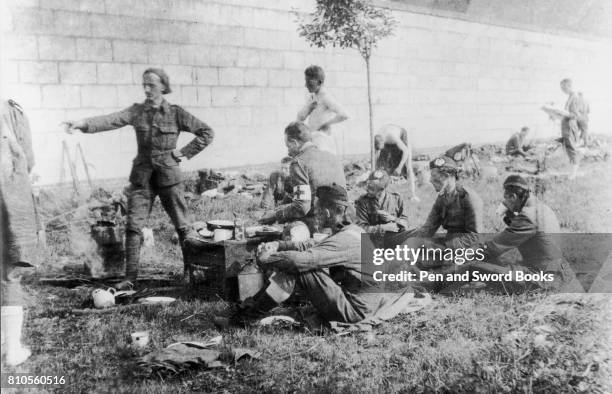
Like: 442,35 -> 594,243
177,227 -> 196,283
116,231 -> 142,290
214,288 -> 279,329
238,289 -> 278,320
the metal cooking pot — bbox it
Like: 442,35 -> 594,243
207,219 -> 235,231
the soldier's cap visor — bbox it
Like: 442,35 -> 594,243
429,156 -> 459,171
503,175 -> 529,190
367,170 -> 389,187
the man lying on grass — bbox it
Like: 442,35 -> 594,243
222,184 -> 381,326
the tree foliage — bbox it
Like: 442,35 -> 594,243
296,0 -> 396,60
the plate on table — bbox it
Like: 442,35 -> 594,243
138,296 -> 176,305
197,228 -> 214,238
256,225 -> 283,237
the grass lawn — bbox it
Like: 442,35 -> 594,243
3,145 -> 612,393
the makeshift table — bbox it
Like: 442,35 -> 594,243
183,235 -> 281,301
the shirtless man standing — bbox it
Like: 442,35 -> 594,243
297,65 -> 349,155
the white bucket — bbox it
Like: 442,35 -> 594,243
213,229 -> 233,242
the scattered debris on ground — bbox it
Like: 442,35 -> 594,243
138,335 -> 261,377
194,169 -> 265,200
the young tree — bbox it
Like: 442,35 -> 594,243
296,0 -> 396,169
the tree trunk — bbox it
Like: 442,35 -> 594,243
365,55 -> 375,170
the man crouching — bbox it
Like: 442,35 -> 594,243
224,184 -> 376,326
466,175 -> 580,293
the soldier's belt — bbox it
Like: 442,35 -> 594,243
138,149 -> 175,157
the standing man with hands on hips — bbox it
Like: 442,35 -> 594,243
63,68 -> 214,289
297,65 -> 349,155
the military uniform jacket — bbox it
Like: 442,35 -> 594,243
83,99 -> 214,188
563,92 -> 589,137
274,142 -> 346,222
414,184 -> 483,248
484,197 -> 562,271
274,224 -> 375,292
355,191 -> 409,233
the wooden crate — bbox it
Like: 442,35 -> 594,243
183,238 -> 225,289
184,236 -> 276,300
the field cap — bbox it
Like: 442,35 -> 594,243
503,174 -> 529,191
429,156 -> 460,174
367,170 -> 390,188
143,68 -> 171,94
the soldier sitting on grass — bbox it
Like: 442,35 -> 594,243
355,170 -> 411,248
465,175 -> 580,293
400,156 -> 484,282
219,184 -> 379,326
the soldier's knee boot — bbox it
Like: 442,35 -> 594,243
176,227 -> 196,282
125,231 -> 142,281
176,227 -> 192,248
216,290 -> 279,328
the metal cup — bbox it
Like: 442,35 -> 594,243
131,331 -> 149,349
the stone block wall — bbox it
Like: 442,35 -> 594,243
1,0 -> 611,183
